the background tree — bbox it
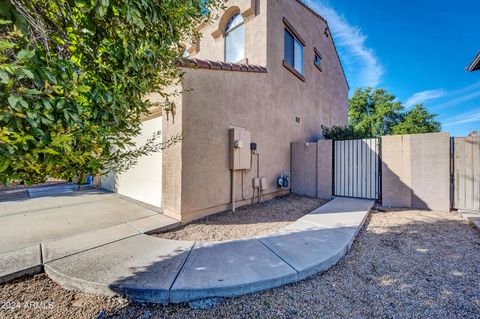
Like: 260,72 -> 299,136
348,87 -> 403,137
322,87 -> 441,140
391,104 -> 441,135
0,0 -> 221,186
321,124 -> 359,141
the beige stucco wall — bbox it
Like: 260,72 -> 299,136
291,142 -> 317,197
160,88 -> 184,220
381,135 -> 412,207
316,139 -> 333,199
190,0 -> 267,66
291,140 -> 333,199
163,0 -> 348,222
382,132 -> 450,212
266,0 -> 348,128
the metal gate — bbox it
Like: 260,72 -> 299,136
452,136 -> 480,211
333,138 -> 381,200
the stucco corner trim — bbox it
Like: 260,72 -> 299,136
283,60 -> 306,82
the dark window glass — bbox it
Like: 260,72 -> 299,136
284,29 -> 294,67
284,28 -> 303,75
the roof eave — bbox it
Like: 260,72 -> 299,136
466,52 -> 480,72
294,0 -> 350,90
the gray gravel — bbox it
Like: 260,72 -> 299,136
156,194 -> 328,241
1,209 -> 480,318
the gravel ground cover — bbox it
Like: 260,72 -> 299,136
156,194 -> 328,241
2,209 -> 480,319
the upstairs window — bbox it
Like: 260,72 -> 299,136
284,29 -> 304,75
283,18 -> 305,81
225,13 -> 245,63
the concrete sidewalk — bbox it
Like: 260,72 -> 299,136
44,197 -> 374,303
0,191 -> 180,284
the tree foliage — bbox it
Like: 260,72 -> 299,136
0,0 -> 221,185
322,87 -> 441,140
348,87 -> 404,137
391,104 -> 441,135
321,124 -> 358,141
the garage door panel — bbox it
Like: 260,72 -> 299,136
102,116 -> 163,208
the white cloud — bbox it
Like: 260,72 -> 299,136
304,0 -> 384,88
433,90 -> 480,110
409,81 -> 480,110
405,89 -> 446,108
443,108 -> 480,126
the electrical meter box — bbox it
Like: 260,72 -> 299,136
260,177 -> 268,191
229,127 -> 251,170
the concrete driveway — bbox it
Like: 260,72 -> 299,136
0,188 -> 175,254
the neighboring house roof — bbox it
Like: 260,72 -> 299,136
178,58 -> 268,73
466,52 -> 480,71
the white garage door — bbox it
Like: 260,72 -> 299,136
101,116 -> 163,208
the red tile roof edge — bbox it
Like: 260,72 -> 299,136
177,58 -> 267,73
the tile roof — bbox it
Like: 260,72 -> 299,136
178,1 -> 348,88
178,58 -> 267,73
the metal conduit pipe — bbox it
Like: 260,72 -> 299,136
241,151 -> 255,202
256,152 -> 261,203
231,169 -> 235,213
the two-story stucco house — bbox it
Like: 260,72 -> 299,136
102,0 -> 349,223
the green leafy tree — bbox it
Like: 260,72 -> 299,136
348,87 -> 403,137
0,0 -> 221,185
321,124 -> 359,140
322,87 -> 441,140
391,104 -> 441,135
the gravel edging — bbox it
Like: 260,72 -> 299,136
155,194 -> 328,241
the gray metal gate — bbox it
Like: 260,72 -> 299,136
333,138 -> 381,200
453,136 -> 480,211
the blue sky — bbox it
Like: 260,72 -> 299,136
305,0 -> 480,136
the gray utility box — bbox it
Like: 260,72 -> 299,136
229,127 -> 251,170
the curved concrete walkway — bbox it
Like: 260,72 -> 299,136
44,197 -> 374,303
